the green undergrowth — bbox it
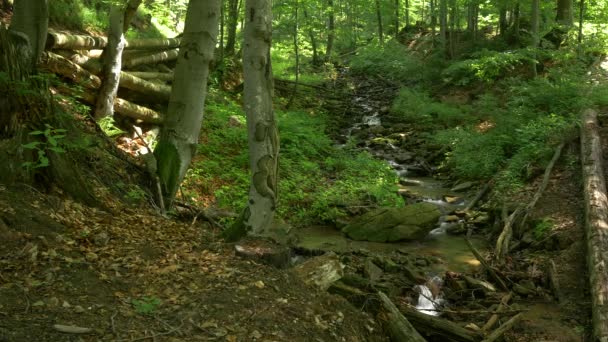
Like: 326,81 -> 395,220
183,92 -> 402,227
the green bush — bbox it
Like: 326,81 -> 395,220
391,88 -> 470,127
350,41 -> 428,83
442,49 -> 534,86
184,96 -> 402,226
49,0 -> 109,31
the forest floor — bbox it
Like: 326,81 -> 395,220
0,184 -> 385,342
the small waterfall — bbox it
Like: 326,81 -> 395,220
414,276 -> 444,316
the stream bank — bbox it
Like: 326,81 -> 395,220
282,71 -> 591,341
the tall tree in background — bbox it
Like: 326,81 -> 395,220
95,4 -> 126,119
229,0 -> 279,238
439,0 -> 447,55
375,0 -> 384,43
556,0 -> 574,26
325,0 -> 335,62
225,0 -> 239,55
154,0 -> 220,207
123,0 -> 143,32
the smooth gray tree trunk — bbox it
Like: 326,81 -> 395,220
95,5 -> 126,120
233,0 -> 280,237
10,0 -> 48,70
325,0 -> 335,62
154,0 -> 220,207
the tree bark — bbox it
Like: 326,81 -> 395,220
375,0 -> 384,43
123,0 -> 143,32
556,0 -> 574,26
46,30 -> 180,50
225,0 -> 239,55
303,9 -> 319,66
581,109 -> 608,342
377,292 -> 427,342
154,0 -> 220,207
405,0 -> 410,27
95,5 -> 126,120
122,48 -> 179,68
229,0 -> 279,238
325,0 -> 335,62
439,0 -> 447,56
10,0 -> 48,70
128,72 -> 173,81
397,304 -> 481,342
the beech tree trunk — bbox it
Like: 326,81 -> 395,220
10,0 -> 48,69
228,0 -> 279,239
123,0 -> 143,32
375,0 -> 384,43
95,5 -> 126,119
556,0 -> 574,26
405,0 -> 410,27
325,0 -> 335,62
581,109 -> 608,342
154,0 -> 220,207
122,48 -> 179,68
225,0 -> 239,55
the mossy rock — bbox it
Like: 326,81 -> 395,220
342,203 -> 441,242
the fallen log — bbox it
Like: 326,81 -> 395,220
46,30 -> 108,50
581,109 -> 608,342
398,303 -> 481,342
47,30 -> 181,50
123,48 -> 179,68
41,52 -> 171,101
465,238 -> 509,291
377,292 -> 427,342
129,72 -> 174,81
67,86 -> 163,124
481,292 -> 512,332
39,51 -> 101,90
482,313 -> 523,342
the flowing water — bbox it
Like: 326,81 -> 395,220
301,91 -> 488,314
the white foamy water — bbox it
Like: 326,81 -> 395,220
414,276 -> 444,316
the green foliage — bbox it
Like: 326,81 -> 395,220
350,42 -> 427,83
22,124 -> 67,170
442,49 -> 535,86
98,117 -> 125,137
431,74 -> 579,198
391,88 -> 470,126
185,96 -> 402,227
533,218 -> 553,240
131,296 -> 161,315
49,0 -> 109,31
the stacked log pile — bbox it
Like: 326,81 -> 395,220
39,29 -> 181,125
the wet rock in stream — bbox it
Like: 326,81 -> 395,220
342,203 -> 442,242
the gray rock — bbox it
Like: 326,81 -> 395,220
394,152 -> 414,164
342,203 -> 441,242
363,259 -> 383,283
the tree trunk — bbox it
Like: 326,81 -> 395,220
531,0 -> 540,76
377,292 -> 427,342
46,30 -> 180,50
439,0 -> 447,56
405,0 -> 410,27
325,0 -> 335,62
303,9 -> 319,66
556,0 -> 574,26
228,0 -> 279,239
10,0 -> 48,70
499,5 -> 508,36
375,0 -> 384,43
288,0 -> 299,108
122,48 -> 179,68
128,71 -> 173,81
225,0 -> 239,55
95,5 -> 126,120
154,0 -> 220,206
581,109 -> 608,342
431,0 -> 436,38
123,0 -> 143,32
394,0 -> 400,36
577,0 -> 584,50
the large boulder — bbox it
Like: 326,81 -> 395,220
342,203 -> 441,242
